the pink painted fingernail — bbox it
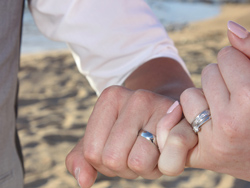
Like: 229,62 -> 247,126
228,21 -> 248,39
75,167 -> 81,188
167,101 -> 179,114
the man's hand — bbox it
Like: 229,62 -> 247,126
66,86 -> 177,187
65,57 -> 193,188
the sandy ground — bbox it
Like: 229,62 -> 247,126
18,4 -> 250,188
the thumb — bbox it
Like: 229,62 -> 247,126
227,21 -> 250,58
156,101 -> 182,152
65,138 -> 97,188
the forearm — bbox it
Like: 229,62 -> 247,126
124,57 -> 194,101
30,0 -> 188,96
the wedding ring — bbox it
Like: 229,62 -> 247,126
191,109 -> 211,134
138,129 -> 158,147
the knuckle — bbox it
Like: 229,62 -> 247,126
168,132 -> 189,149
201,63 -> 217,78
180,87 -> 198,104
95,85 -> 128,110
158,154 -> 183,176
99,85 -> 125,102
127,89 -> 153,109
102,152 -> 123,171
83,148 -> 101,166
131,89 -> 153,103
159,166 -> 183,177
217,46 -> 234,62
128,156 -> 145,173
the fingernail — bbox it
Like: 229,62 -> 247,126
167,101 -> 179,114
75,167 -> 81,188
228,21 -> 249,39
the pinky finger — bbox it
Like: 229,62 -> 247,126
65,139 -> 98,188
156,101 -> 183,152
158,118 -> 197,176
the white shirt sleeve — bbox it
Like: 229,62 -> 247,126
29,0 -> 189,95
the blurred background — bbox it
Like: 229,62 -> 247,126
19,1 -> 250,188
22,0 -> 223,54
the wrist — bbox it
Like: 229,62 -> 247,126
124,57 -> 194,100
154,81 -> 194,101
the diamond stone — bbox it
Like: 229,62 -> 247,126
193,126 -> 199,133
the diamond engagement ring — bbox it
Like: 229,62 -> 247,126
138,129 -> 158,147
191,109 -> 211,134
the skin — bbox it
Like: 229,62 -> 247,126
65,57 -> 194,188
158,26 -> 250,181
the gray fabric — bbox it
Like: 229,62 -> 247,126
0,0 -> 24,187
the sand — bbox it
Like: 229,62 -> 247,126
18,4 -> 250,188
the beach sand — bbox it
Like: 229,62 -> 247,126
18,4 -> 250,188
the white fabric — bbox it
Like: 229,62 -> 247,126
29,0 -> 189,95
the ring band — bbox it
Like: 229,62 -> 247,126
191,109 -> 211,134
138,129 -> 158,147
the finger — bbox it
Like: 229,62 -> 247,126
128,135 -> 162,179
156,101 -> 183,152
158,118 -> 198,176
83,86 -> 131,177
180,88 -> 214,170
126,93 -> 176,178
227,21 -> 250,58
180,88 -> 210,129
65,138 -> 97,188
180,87 -> 211,169
102,90 -> 161,179
201,63 -> 230,113
217,46 -> 250,93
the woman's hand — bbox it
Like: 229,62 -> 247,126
158,21 -> 250,181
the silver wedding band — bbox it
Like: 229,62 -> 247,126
191,109 -> 211,134
138,129 -> 158,147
